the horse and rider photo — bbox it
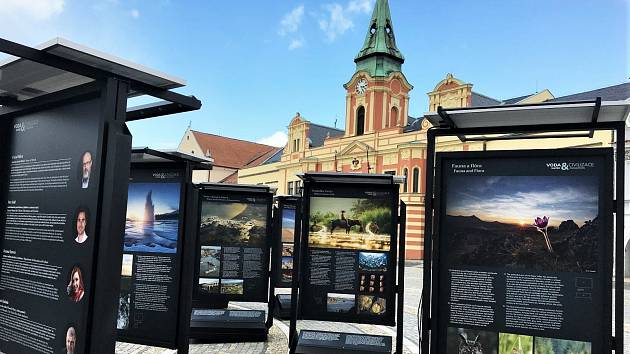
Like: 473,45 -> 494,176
308,196 -> 392,251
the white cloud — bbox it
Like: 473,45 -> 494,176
257,131 -> 288,147
130,9 -> 140,19
278,5 -> 304,36
288,38 -> 305,50
0,0 -> 64,20
347,0 -> 374,14
319,3 -> 353,42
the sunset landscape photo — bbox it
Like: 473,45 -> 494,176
444,175 -> 600,272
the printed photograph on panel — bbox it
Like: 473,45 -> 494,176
499,333 -> 533,354
200,246 -> 221,277
120,254 -> 133,277
534,337 -> 591,354
199,278 -> 220,294
220,279 -> 244,294
124,183 -> 181,254
445,176 -> 600,272
446,327 -> 498,354
117,276 -> 132,330
282,208 -> 296,243
358,252 -> 388,272
326,293 -> 355,313
199,200 -> 267,247
309,197 -> 391,251
357,295 -> 386,315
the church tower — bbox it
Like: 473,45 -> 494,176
343,0 -> 413,137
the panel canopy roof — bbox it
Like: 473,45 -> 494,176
131,147 -> 213,168
425,100 -> 630,129
0,37 -> 185,101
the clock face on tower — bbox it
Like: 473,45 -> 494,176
355,78 -> 368,95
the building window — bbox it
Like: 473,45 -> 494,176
412,167 -> 419,193
356,106 -> 365,136
402,168 -> 408,193
292,138 -> 301,153
295,180 -> 301,194
390,106 -> 398,127
287,181 -> 294,195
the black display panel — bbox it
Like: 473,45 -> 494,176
299,183 -> 398,325
116,166 -> 185,348
433,149 -> 612,354
194,190 -> 272,303
0,99 -> 103,354
273,198 -> 298,288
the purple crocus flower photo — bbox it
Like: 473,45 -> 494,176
534,216 -> 554,252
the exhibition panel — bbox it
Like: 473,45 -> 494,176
432,149 -> 612,354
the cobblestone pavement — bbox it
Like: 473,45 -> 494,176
116,264 -> 628,354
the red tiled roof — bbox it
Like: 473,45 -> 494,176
191,130 -> 281,169
219,171 -> 239,184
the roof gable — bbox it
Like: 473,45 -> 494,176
190,130 -> 281,169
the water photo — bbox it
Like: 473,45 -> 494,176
499,333 -> 532,354
358,252 -> 388,272
282,270 -> 292,283
124,183 -> 180,254
200,200 -> 267,248
199,278 -> 220,294
200,246 -> 221,277
282,208 -> 296,243
327,293 -> 355,313
309,197 -> 392,251
357,295 -> 386,315
220,279 -> 244,295
445,175 -> 600,272
120,254 -> 133,277
446,327 -> 498,354
117,277 -> 132,330
534,337 -> 591,354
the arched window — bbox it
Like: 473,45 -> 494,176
356,106 -> 365,136
390,106 -> 398,128
412,167 -> 419,193
402,168 -> 408,193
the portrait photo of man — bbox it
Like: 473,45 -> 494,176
75,207 -> 89,244
81,151 -> 92,189
62,325 -> 76,354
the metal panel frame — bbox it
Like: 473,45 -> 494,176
420,117 -> 625,354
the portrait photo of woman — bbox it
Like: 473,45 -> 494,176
66,266 -> 85,303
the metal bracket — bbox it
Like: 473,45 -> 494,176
589,97 -> 602,138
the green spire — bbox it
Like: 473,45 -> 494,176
354,0 -> 404,77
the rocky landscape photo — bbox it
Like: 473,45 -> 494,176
199,200 -> 267,247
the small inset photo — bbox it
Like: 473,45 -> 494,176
220,279 -> 244,295
357,295 -> 386,315
282,244 -> 294,257
200,246 -> 221,277
358,252 -> 388,272
121,254 -> 133,277
282,256 -> 293,270
446,327 -> 498,354
499,332 -> 532,354
199,278 -> 220,294
326,293 -> 355,314
67,265 -> 85,303
534,337 -> 591,354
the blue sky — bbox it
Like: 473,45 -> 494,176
1,0 -> 627,148
446,176 -> 599,226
